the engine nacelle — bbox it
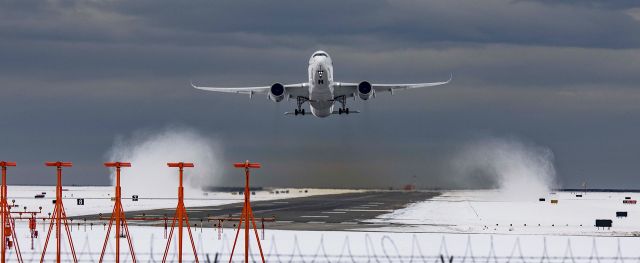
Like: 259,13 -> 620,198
269,83 -> 285,102
357,81 -> 373,100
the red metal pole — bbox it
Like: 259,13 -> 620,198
115,166 -> 120,263
1,163 -> 7,263
0,162 -> 17,263
228,208 -> 244,263
229,160 -> 264,263
178,166 -> 183,263
244,166 -> 249,263
56,165 -> 61,263
41,161 -> 75,263
100,162 -> 135,263
164,162 -> 198,263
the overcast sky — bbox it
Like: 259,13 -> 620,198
1,0 -> 640,189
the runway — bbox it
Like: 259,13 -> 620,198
83,190 -> 439,231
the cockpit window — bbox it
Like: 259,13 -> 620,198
313,53 -> 327,57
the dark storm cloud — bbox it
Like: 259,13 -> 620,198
1,0 -> 640,189
5,1 -> 640,49
3,0 -> 640,82
523,0 -> 640,10
107,0 -> 640,48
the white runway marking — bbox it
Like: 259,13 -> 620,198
334,209 -> 394,212
187,208 -> 221,211
301,215 -> 330,218
306,221 -> 326,224
321,211 -> 346,214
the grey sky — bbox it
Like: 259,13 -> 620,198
1,0 -> 640,189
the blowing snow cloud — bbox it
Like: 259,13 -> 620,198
106,126 -> 223,197
449,137 -> 558,199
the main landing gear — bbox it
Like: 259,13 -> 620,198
336,95 -> 350,115
294,97 -> 308,116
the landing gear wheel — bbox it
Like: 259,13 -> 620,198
294,109 -> 299,116
294,96 -> 309,116
336,95 -> 349,115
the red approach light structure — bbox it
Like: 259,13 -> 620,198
0,161 -> 23,263
162,162 -> 199,263
41,161 -> 77,263
99,162 -> 136,263
229,160 -> 265,263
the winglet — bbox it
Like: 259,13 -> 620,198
446,72 -> 453,84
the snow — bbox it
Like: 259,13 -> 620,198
3,187 -> 640,261
5,224 -> 640,262
368,190 -> 640,236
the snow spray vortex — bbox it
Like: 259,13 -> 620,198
450,137 -> 558,199
106,126 -> 223,197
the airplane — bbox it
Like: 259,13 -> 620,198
191,50 -> 452,118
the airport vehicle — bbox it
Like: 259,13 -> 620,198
191,50 -> 451,117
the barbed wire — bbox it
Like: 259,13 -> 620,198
7,227 -> 640,263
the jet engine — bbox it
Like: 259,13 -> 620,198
357,81 -> 373,100
269,83 -> 285,102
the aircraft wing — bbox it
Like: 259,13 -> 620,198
191,82 -> 309,98
333,74 -> 452,97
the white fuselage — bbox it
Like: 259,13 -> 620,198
307,52 -> 335,117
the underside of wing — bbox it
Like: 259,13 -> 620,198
371,74 -> 452,92
333,73 -> 452,98
191,82 -> 271,95
367,73 -> 452,93
191,82 -> 309,98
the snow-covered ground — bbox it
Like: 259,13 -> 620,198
5,223 -> 640,262
3,187 -> 640,262
368,190 -> 640,236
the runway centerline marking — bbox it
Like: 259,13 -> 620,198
334,209 -> 394,212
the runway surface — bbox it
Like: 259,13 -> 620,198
82,191 -> 439,231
